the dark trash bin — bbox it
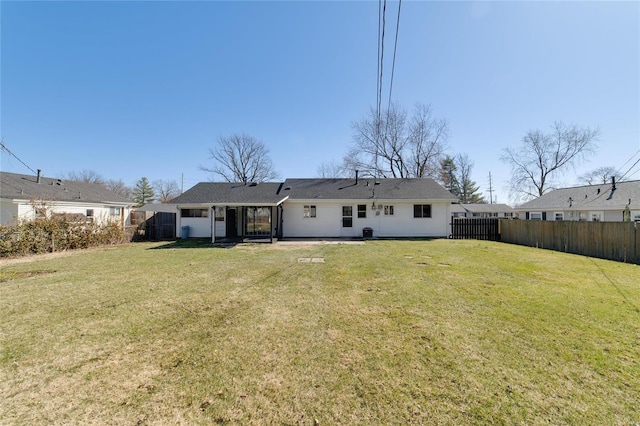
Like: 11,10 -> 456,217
181,225 -> 190,239
363,227 -> 373,238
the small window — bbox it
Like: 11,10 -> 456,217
357,204 -> 367,218
303,205 -> 316,218
554,212 -> 564,221
342,206 -> 353,227
530,212 -> 542,221
109,207 -> 121,216
181,208 -> 208,218
86,209 -> 94,222
215,207 -> 225,222
413,204 -> 431,218
384,205 -> 394,216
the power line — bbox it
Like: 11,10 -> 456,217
0,140 -> 37,174
387,0 -> 402,112
377,0 -> 387,121
615,148 -> 640,178
376,0 -> 382,121
618,156 -> 640,182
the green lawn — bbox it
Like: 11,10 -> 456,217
1,239 -> 638,425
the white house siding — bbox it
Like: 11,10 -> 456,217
0,201 -> 20,225
214,220 -> 226,238
603,211 -> 622,222
0,201 -> 130,226
180,217 -> 211,238
282,200 -> 451,238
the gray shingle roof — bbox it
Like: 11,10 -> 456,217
455,203 -> 515,214
0,171 -> 132,204
281,178 -> 457,201
169,178 -> 456,205
170,182 -> 286,205
516,180 -> 640,211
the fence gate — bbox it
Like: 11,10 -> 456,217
451,218 -> 500,241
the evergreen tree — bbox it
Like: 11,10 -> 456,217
455,154 -> 485,203
438,156 -> 461,199
439,154 -> 485,203
132,177 -> 155,207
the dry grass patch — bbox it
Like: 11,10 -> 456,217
1,240 -> 639,424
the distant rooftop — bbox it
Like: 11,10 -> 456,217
0,171 -> 132,204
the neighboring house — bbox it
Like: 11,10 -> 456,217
0,171 -> 133,226
169,177 -> 458,241
514,178 -> 640,222
451,203 -> 515,219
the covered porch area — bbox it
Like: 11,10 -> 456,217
212,204 -> 284,243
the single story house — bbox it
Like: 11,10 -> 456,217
0,171 -> 133,226
169,177 -> 458,241
450,203 -> 515,218
514,178 -> 640,222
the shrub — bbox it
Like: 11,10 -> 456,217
0,215 -> 131,258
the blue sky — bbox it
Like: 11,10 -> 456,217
1,1 -> 638,204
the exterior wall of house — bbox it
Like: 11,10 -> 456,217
179,217 -> 211,238
282,200 -> 451,238
0,200 -> 21,225
520,209 -> 635,222
0,200 -> 130,226
603,210 -> 622,222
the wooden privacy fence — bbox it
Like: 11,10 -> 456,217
500,220 -> 639,265
451,218 -> 500,241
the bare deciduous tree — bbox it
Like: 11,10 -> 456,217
316,160 -> 348,178
105,179 -> 132,199
501,122 -> 599,201
202,134 -> 279,183
65,169 -> 105,185
346,102 -> 448,178
153,179 -> 180,203
578,166 -> 617,185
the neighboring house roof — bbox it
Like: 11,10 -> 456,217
0,171 -> 131,205
170,182 -> 287,205
452,203 -> 515,214
516,180 -> 640,211
281,178 -> 457,201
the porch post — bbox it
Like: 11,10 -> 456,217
211,205 -> 215,243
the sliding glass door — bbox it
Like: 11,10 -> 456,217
244,207 -> 271,236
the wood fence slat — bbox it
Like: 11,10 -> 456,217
500,220 -> 638,265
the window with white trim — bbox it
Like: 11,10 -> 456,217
413,204 -> 431,218
303,205 -> 316,218
384,205 -> 394,216
181,208 -> 208,218
357,204 -> 367,218
342,206 -> 353,227
109,207 -> 121,216
530,212 -> 542,221
554,212 -> 564,221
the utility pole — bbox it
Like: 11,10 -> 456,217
487,172 -> 495,204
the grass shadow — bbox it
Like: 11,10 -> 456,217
147,238 -> 238,250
